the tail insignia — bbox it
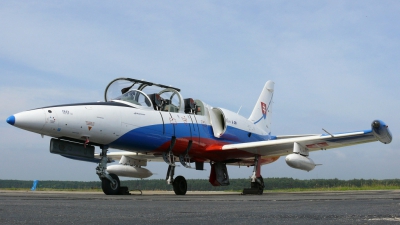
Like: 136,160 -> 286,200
261,102 -> 267,118
254,102 -> 269,124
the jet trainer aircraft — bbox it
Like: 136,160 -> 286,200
6,78 -> 392,195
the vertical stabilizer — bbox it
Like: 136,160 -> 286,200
248,81 -> 274,134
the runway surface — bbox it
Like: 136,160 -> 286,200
0,190 -> 399,224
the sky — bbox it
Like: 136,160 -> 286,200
0,1 -> 399,182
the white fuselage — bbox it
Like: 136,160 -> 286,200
11,101 -> 272,163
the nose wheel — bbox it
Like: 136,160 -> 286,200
101,173 -> 121,195
97,145 -> 124,195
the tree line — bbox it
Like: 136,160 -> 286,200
1,178 -> 399,191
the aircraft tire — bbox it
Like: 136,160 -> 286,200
257,186 -> 264,195
250,183 -> 264,195
102,173 -> 120,195
251,176 -> 264,195
173,175 -> 187,195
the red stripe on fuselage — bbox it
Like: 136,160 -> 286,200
153,137 -> 279,165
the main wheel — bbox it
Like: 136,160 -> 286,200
173,175 -> 187,195
251,176 -> 264,195
102,173 -> 120,195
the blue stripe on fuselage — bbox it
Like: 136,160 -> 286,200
110,124 -> 169,151
109,123 -> 270,151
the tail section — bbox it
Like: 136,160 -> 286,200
248,81 -> 274,134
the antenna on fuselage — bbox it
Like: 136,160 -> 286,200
237,105 -> 242,114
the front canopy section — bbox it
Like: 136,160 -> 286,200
112,90 -> 153,108
104,78 -> 189,113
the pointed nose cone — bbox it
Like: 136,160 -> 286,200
10,109 -> 46,132
6,115 -> 15,125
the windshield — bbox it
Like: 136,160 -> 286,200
113,90 -> 151,107
104,78 -> 187,112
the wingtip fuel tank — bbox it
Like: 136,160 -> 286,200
371,120 -> 392,144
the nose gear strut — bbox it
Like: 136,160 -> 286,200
96,145 -> 121,195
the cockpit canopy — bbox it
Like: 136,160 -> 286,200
113,90 -> 152,107
104,78 -> 204,115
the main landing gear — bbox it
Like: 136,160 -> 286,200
173,175 -> 187,195
163,136 -> 188,195
96,145 -> 123,195
242,155 -> 265,195
165,160 -> 188,195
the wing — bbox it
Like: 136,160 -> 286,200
221,120 -> 392,157
222,131 -> 374,156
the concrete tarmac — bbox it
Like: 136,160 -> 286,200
0,190 -> 399,224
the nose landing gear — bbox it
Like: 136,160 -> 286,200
96,145 -> 123,195
101,173 -> 121,195
165,161 -> 188,195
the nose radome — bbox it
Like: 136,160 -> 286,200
6,115 -> 15,125
11,109 -> 46,132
